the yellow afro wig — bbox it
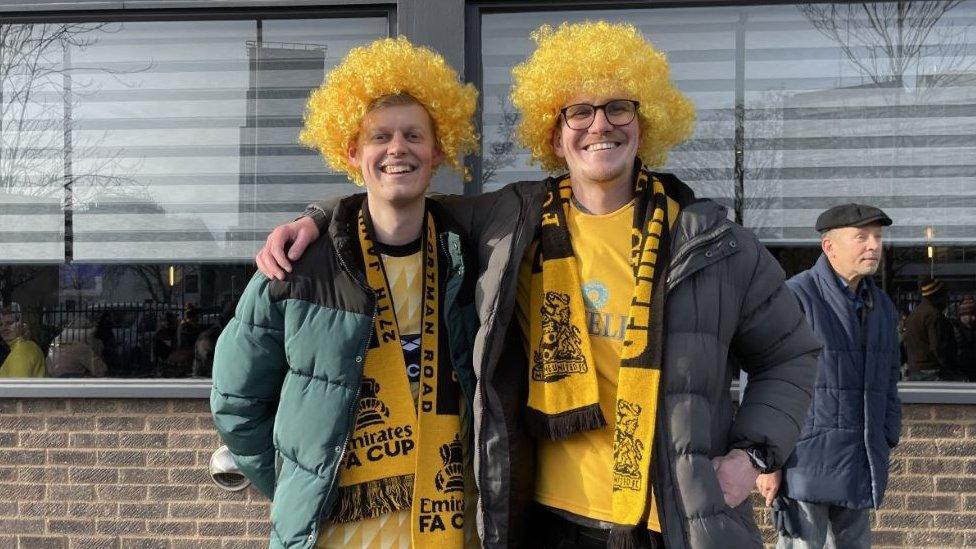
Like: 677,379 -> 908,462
300,37 -> 478,184
510,21 -> 696,173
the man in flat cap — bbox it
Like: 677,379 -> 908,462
756,203 -> 902,549
904,276 -> 957,380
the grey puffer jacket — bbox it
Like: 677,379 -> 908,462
443,173 -> 821,549
308,173 -> 821,548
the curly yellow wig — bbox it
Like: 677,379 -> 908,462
510,21 -> 696,172
300,37 -> 478,184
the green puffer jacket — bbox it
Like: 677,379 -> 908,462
211,195 -> 478,548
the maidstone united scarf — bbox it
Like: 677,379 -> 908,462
525,166 -> 677,547
332,202 -> 464,548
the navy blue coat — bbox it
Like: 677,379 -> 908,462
783,254 -> 901,509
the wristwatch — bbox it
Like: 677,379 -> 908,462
744,447 -> 774,474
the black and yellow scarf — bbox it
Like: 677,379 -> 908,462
525,166 -> 677,546
332,201 -> 464,548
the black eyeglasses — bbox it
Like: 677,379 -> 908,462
559,99 -> 640,130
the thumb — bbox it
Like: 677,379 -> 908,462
287,228 -> 314,261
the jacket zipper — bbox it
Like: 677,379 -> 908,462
665,224 -> 733,293
478,194 -> 530,547
306,243 -> 375,547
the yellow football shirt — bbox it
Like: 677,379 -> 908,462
516,199 -> 662,532
318,242 -> 478,548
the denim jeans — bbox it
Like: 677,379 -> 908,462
776,500 -> 871,549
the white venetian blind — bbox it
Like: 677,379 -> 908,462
1,16 -> 386,263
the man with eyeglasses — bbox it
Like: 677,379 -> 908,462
255,22 -> 820,549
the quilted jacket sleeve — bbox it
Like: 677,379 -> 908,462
728,237 -> 822,469
210,273 -> 288,498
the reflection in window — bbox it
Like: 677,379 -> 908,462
0,16 -> 387,378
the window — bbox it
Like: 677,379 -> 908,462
0,13 -> 387,379
479,2 -> 976,383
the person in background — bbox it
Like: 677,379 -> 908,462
756,204 -> 901,549
0,306 -> 46,378
952,296 -> 976,381
903,277 -> 956,380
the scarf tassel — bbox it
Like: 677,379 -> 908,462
331,474 -> 414,523
524,403 -> 606,441
608,525 -> 650,549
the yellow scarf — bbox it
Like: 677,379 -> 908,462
526,166 -> 677,546
333,202 -> 464,548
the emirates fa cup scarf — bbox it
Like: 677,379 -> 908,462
332,201 -> 464,548
525,166 -> 676,547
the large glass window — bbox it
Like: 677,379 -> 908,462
480,1 -> 976,382
0,14 -> 387,379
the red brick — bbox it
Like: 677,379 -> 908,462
18,501 -> 67,517
17,537 -> 67,549
49,520 -> 94,535
168,503 -> 214,519
0,416 -> 44,430
68,503 -> 118,519
171,400 -> 209,413
148,485 -> 196,501
0,449 -> 46,465
69,467 -> 119,484
96,417 -> 145,432
199,521 -> 247,537
118,503 -> 167,520
0,518 -> 44,533
907,494 -> 959,511
95,485 -> 147,501
218,502 -> 269,520
120,539 -> 169,549
119,469 -> 167,484
46,416 -> 96,431
95,519 -> 146,536
146,451 -> 193,467
49,450 -> 96,466
20,432 -> 69,447
97,450 -> 146,467
145,521 -> 195,536
118,434 -> 166,448
69,434 -> 119,448
0,483 -> 45,500
908,529 -> 964,546
908,457 -> 963,475
48,485 -> 96,501
147,417 -> 195,431
68,538 -> 120,549
19,466 -> 68,483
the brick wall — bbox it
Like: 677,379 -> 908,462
753,403 -> 976,548
0,398 -> 973,548
0,398 -> 269,549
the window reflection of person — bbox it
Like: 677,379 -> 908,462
952,296 -> 976,381
0,307 -> 46,378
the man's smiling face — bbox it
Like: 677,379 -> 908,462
349,102 -> 442,208
551,93 -> 640,190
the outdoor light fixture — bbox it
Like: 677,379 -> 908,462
209,445 -> 250,491
168,266 -> 176,287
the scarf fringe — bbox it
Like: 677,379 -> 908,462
607,525 -> 647,549
524,403 -> 606,440
330,474 -> 414,524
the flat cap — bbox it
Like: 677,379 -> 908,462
815,203 -> 892,232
